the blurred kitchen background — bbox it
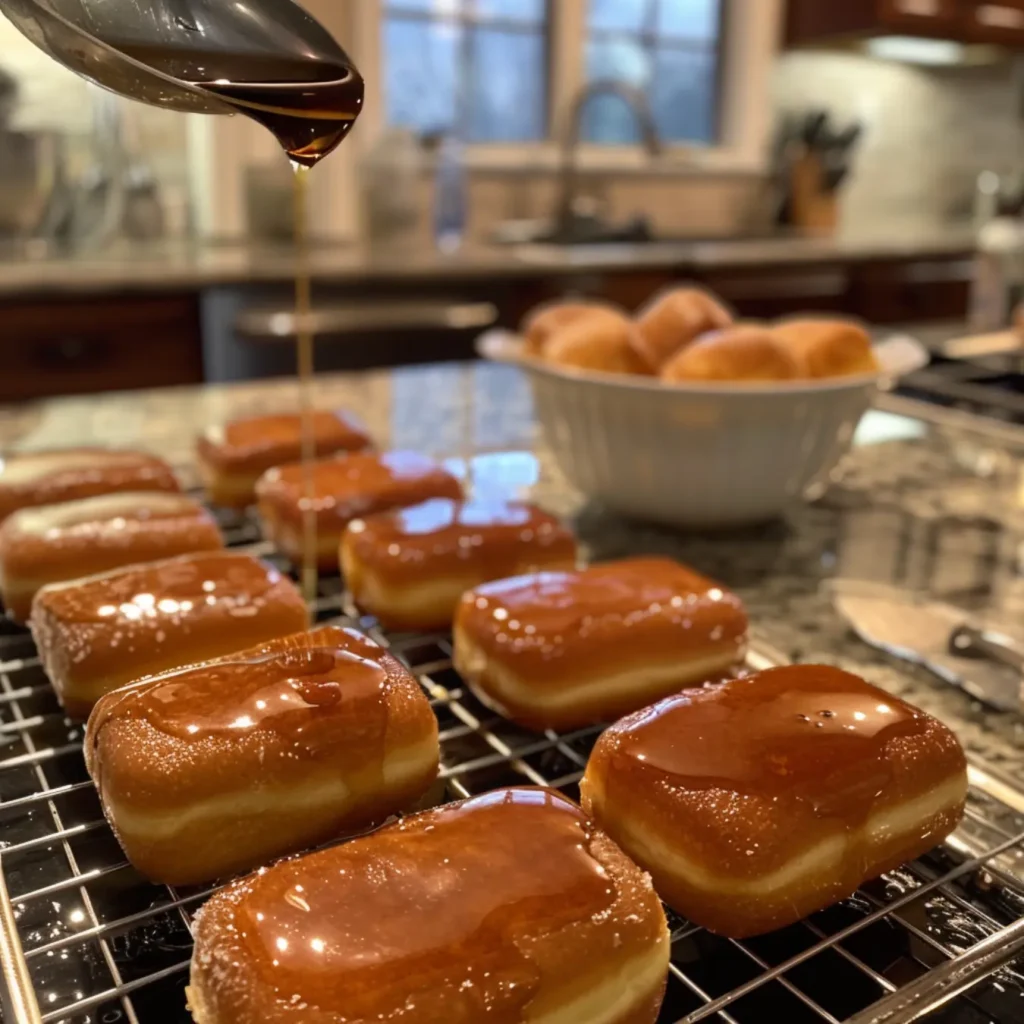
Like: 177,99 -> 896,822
4,0 -> 1024,406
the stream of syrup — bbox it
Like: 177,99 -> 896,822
117,46 -> 365,600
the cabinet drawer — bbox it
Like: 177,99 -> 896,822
696,266 -> 851,318
0,294 -> 203,400
852,258 -> 973,323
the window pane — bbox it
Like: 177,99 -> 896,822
651,45 -> 716,142
466,28 -> 546,141
384,18 -> 461,134
656,0 -> 721,40
588,0 -> 650,32
583,36 -> 650,143
474,0 -> 546,21
386,0 -> 466,13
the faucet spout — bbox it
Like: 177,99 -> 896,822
555,79 -> 663,239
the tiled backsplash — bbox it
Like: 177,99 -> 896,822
0,18 -> 94,133
773,50 -> 1024,234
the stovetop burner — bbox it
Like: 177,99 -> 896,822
897,351 -> 1024,424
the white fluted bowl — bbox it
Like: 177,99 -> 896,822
478,331 -> 927,527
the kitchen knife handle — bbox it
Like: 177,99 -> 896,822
949,624 -> 1024,674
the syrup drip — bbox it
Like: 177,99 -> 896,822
122,647 -> 386,742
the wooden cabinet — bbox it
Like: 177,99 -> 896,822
0,293 -> 203,401
961,1 -> 1024,44
879,0 -> 961,33
787,0 -> 1024,47
787,0 -> 959,44
850,257 -> 974,323
694,265 -> 852,319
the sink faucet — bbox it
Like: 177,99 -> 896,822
554,79 -> 663,241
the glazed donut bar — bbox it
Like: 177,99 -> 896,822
453,557 -> 748,731
0,448 -> 180,523
341,499 -> 578,631
189,787 -> 670,1024
32,551 -> 309,718
197,410 -> 372,508
257,450 -> 463,570
0,492 -> 224,623
581,664 -> 968,938
86,625 -> 440,885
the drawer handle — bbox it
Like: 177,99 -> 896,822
236,302 -> 499,340
976,3 -> 1024,28
33,337 -> 108,369
710,271 -> 848,301
895,0 -> 943,16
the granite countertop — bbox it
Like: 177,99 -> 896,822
1,360 -> 1020,783
0,225 -> 977,296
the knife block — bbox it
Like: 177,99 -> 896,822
789,151 -> 839,237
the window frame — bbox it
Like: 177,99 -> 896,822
356,0 -> 782,174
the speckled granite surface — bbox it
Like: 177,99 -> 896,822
1,362 -> 1021,782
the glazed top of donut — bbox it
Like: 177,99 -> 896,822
33,552 -> 307,686
193,787 -> 665,1024
588,664 -> 967,875
198,411 -> 371,471
345,499 -> 576,583
256,451 -> 463,527
85,626 -> 434,807
456,557 -> 747,682
0,492 -> 222,574
0,449 -> 180,519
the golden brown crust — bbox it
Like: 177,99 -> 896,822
190,787 -> 669,1024
31,551 -> 309,719
341,499 -> 578,631
256,451 -> 464,569
774,318 -> 879,379
86,626 -> 439,885
0,492 -> 224,623
196,411 -> 372,508
544,311 -> 654,376
0,449 -> 180,523
581,665 -> 968,937
633,287 -> 734,370
661,325 -> 800,383
452,558 -> 748,730
521,300 -> 628,357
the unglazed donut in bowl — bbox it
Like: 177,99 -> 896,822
480,296 -> 926,527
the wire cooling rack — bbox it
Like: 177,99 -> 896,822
0,511 -> 1023,1024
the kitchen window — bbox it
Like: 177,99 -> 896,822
361,0 -> 777,171
382,0 -> 550,143
584,0 -> 724,145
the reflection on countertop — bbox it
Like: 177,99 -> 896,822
0,224 -> 978,296
0,359 -> 1020,779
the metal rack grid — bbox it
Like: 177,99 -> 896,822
0,515 -> 1022,1024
